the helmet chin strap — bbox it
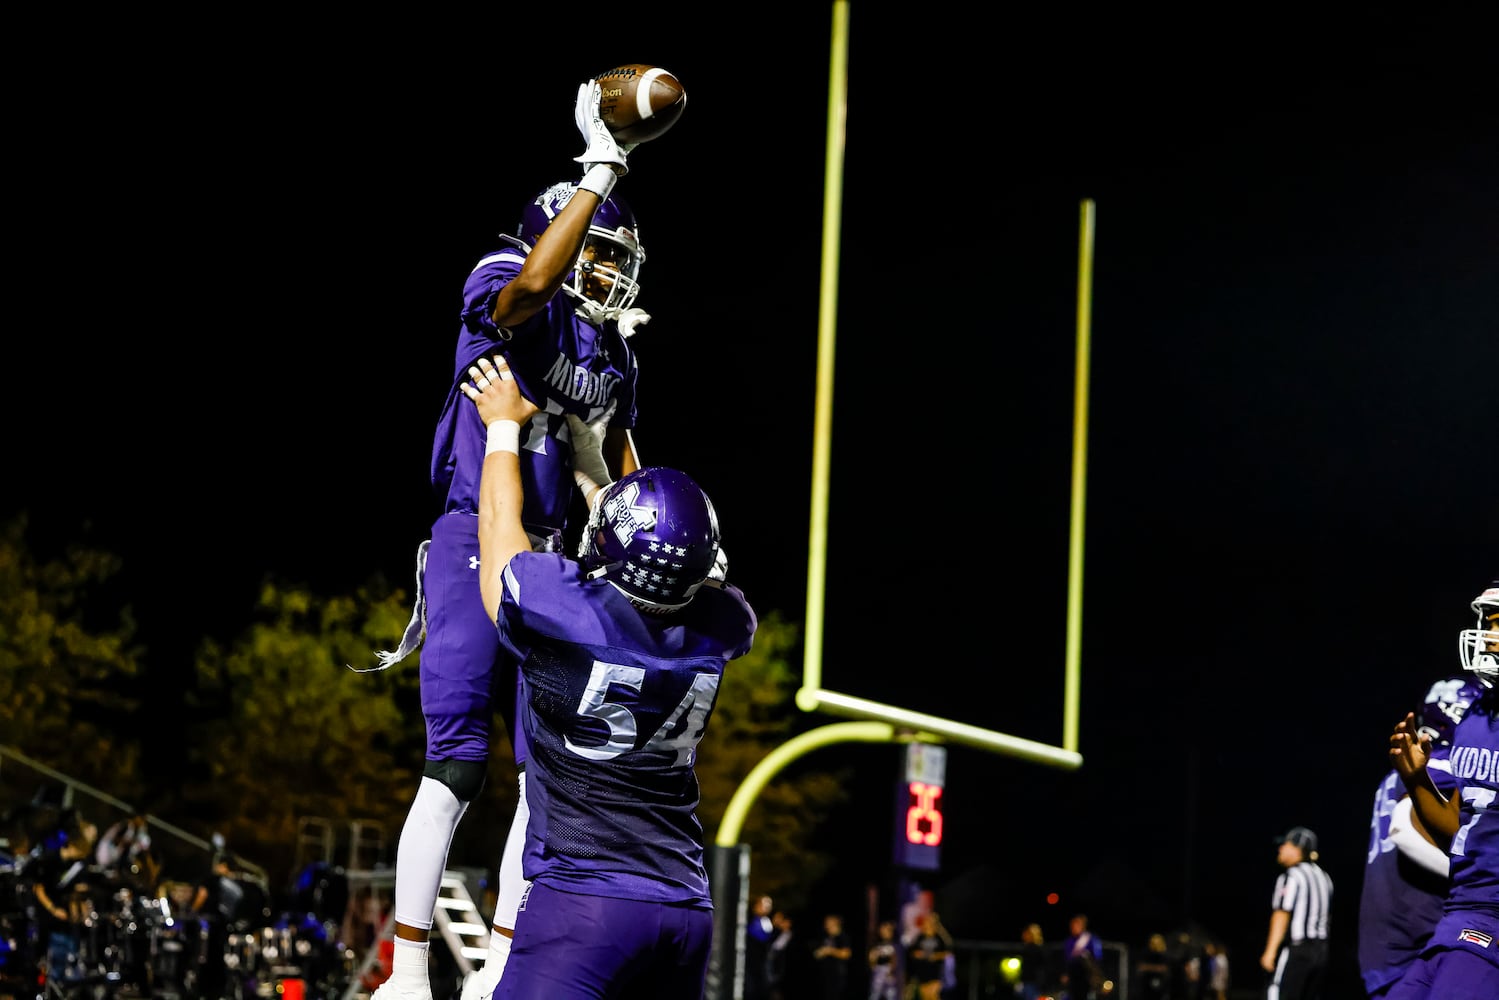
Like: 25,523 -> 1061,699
572,293 -> 650,333
567,259 -> 643,328
563,281 -> 615,325
574,297 -> 612,324
568,259 -> 612,325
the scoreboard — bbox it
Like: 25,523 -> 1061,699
892,742 -> 946,871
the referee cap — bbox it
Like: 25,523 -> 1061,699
1276,826 -> 1319,856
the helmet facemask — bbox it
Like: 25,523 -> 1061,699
566,224 -> 644,324
1459,584 -> 1499,687
507,182 -> 646,326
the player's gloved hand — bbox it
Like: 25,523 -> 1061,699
573,80 -> 634,174
565,413 -> 612,510
616,307 -> 651,338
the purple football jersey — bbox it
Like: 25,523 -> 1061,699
495,551 -> 756,905
1440,704 -> 1499,937
1358,757 -> 1458,994
1386,701 -> 1499,998
413,247 -> 640,767
432,247 -> 639,531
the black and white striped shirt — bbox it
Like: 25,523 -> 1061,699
1271,860 -> 1334,943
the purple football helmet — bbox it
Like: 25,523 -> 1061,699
579,467 -> 720,614
510,180 -> 644,322
1415,675 -> 1485,746
1459,580 -> 1499,687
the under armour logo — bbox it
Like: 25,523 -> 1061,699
469,556 -> 481,570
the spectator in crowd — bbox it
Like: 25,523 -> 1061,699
1017,922 -> 1047,1000
27,810 -> 97,983
767,910 -> 797,1000
813,913 -> 852,999
906,911 -> 953,1000
1168,932 -> 1198,1000
1183,940 -> 1230,1000
95,807 -> 159,891
1204,941 -> 1229,1000
189,850 -> 242,1000
1061,913 -> 1103,1000
1135,932 -> 1170,1000
746,894 -> 777,1000
1181,940 -> 1206,1000
867,919 -> 899,1000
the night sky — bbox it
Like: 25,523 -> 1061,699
6,6 -> 1497,992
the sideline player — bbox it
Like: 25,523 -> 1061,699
1385,580 -> 1499,999
1358,674 -> 1481,997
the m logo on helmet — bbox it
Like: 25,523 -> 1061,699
604,481 -> 656,548
535,181 -> 576,222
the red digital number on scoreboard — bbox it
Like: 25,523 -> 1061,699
894,745 -> 945,871
905,781 -> 943,846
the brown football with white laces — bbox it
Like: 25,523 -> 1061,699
594,64 -> 687,145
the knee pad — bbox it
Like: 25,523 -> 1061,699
423,758 -> 488,802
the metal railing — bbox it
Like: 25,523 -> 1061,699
0,743 -> 268,885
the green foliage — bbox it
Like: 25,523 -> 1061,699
695,610 -> 849,914
0,516 -> 851,910
178,579 -> 423,884
0,515 -> 147,801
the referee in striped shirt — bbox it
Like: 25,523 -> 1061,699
1260,826 -> 1334,999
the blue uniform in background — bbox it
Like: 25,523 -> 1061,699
1358,755 -> 1458,996
489,550 -> 755,999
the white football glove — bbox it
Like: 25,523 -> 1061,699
565,412 -> 612,509
573,80 -> 634,173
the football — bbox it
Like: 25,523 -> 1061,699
594,64 -> 687,145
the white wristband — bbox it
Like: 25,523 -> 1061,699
577,163 -> 618,200
486,420 -> 521,456
574,470 -> 608,510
